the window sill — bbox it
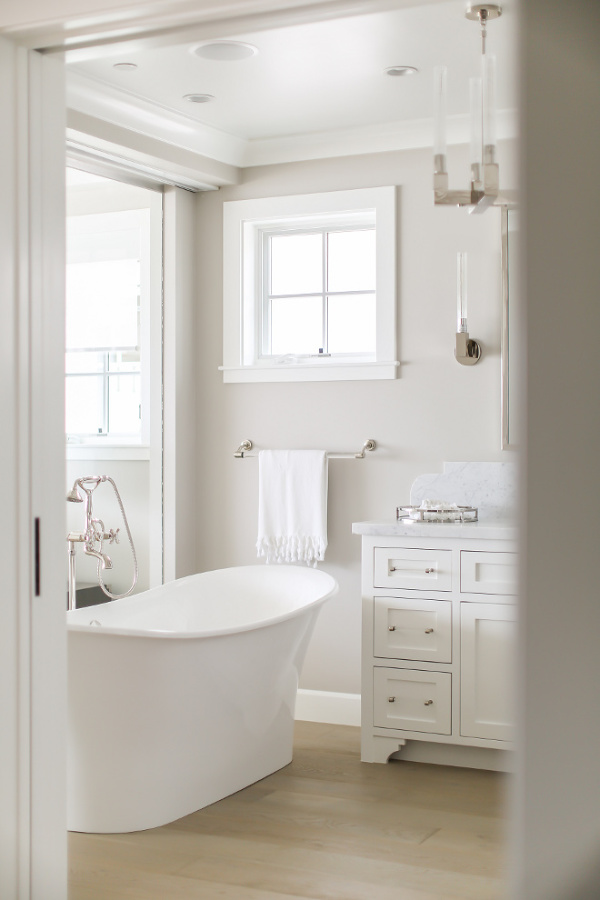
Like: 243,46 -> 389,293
66,444 -> 150,461
219,360 -> 399,384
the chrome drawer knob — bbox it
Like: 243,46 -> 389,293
388,696 -> 396,703
424,699 -> 434,706
425,568 -> 434,574
425,628 -> 434,634
388,625 -> 396,632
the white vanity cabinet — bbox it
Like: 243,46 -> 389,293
353,521 -> 518,768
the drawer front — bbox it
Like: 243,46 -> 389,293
461,551 -> 517,595
374,596 -> 452,663
373,548 -> 452,592
373,667 -> 452,734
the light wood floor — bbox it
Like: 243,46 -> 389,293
68,722 -> 509,900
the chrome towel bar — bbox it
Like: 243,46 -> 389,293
234,439 -> 376,459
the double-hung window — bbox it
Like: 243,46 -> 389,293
222,186 -> 397,382
66,212 -> 145,441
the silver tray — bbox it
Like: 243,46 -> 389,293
396,505 -> 478,524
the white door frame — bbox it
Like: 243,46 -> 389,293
0,39 -> 67,900
3,0 -> 403,53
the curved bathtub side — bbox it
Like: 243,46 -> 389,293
67,603 -> 322,833
66,565 -> 338,638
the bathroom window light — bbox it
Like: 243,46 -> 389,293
221,187 -> 398,383
262,227 -> 376,358
65,208 -> 150,445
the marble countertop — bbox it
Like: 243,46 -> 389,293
352,518 -> 518,541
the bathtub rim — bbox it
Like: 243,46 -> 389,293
66,564 -> 338,640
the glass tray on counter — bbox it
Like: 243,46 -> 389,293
396,505 -> 478,524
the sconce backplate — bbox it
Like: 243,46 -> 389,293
455,332 -> 482,366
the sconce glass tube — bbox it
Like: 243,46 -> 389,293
433,66 -> 447,174
482,53 -> 497,164
470,77 -> 483,186
457,252 -> 468,333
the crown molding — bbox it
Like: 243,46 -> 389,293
67,70 -> 247,168
244,112 -> 519,167
67,68 -> 518,170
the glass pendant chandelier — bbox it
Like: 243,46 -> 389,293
433,4 -> 514,213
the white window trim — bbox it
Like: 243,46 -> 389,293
66,445 -> 150,461
221,186 -> 398,383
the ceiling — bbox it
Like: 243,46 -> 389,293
65,0 -> 518,169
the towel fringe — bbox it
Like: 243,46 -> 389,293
256,535 -> 326,567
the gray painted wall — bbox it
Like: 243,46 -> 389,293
194,139 -> 517,694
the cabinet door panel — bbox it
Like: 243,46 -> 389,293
460,602 -> 517,741
374,596 -> 452,663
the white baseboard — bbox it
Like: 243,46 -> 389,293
295,689 -> 361,727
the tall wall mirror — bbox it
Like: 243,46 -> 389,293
501,206 -> 520,449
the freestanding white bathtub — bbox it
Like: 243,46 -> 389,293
66,565 -> 337,833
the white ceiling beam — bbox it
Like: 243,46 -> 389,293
67,109 -> 241,188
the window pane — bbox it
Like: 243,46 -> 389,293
66,258 -> 140,350
327,230 -> 376,293
66,350 -> 105,375
65,376 -> 105,435
270,233 -> 322,296
270,296 -> 323,356
108,374 -> 141,435
328,293 -> 376,354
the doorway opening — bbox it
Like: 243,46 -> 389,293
65,166 -> 164,603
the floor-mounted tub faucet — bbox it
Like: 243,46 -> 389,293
67,475 -> 137,610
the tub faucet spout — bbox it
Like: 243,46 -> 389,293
85,548 -> 113,570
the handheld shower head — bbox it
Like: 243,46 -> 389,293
67,474 -> 106,503
66,483 -> 83,503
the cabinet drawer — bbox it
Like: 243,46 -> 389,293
374,596 -> 452,663
460,551 -> 517,595
373,667 -> 452,734
373,548 -> 452,592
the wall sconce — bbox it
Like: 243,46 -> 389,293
455,252 -> 481,365
433,4 -> 507,214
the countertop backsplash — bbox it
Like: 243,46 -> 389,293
409,461 -> 517,522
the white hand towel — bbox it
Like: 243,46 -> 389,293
257,450 -> 328,566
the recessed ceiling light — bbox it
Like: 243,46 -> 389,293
190,40 -> 258,62
385,66 -> 419,77
113,62 -> 138,70
183,93 -> 215,104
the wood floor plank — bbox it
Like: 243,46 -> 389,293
177,854 -> 503,900
69,722 -> 508,900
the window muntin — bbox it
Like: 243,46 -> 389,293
260,227 -> 376,359
65,352 -> 141,437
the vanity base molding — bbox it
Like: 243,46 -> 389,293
391,739 -> 512,772
353,524 -> 517,773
